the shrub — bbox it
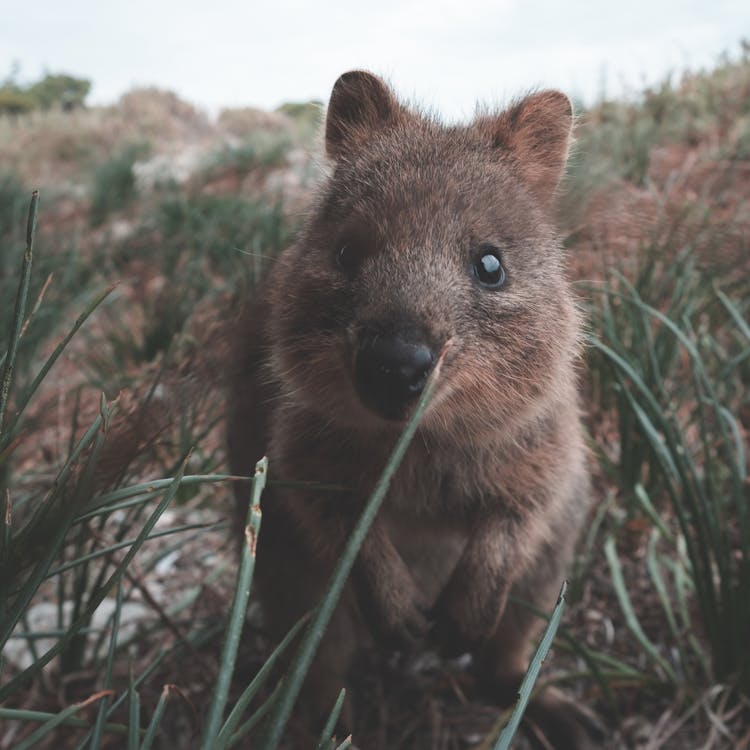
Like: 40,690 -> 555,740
0,72 -> 91,114
89,144 -> 148,226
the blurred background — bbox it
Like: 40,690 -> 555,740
2,0 -> 748,116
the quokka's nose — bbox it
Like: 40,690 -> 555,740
354,330 -> 436,420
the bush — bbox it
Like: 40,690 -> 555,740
202,130 -> 292,179
0,89 -> 34,115
89,144 -> 148,226
27,74 -> 91,111
0,72 -> 91,114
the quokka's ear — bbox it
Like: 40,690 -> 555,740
325,71 -> 407,161
474,90 -> 574,205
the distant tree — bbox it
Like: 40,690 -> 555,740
275,100 -> 323,126
0,88 -> 34,115
274,100 -> 324,137
0,71 -> 91,114
27,74 -> 91,111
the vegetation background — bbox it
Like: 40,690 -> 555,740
0,43 -> 748,749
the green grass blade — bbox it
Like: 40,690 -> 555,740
73,645 -> 180,750
587,335 -> 675,438
13,407 -> 105,551
258,357 -> 442,750
714,284 -> 750,343
716,404 -> 746,484
228,681 -> 283,748
663,550 -> 710,680
0,455 -> 189,702
1,283 -> 117,451
73,474 -> 240,523
0,410 -> 106,650
127,670 -> 140,750
591,335 -> 719,629
555,632 -> 622,719
645,529 -> 681,646
607,289 -> 742,507
604,536 -> 677,684
316,688 -> 346,750
493,581 -> 568,750
215,614 -> 310,748
0,490 -> 11,627
0,191 -> 38,438
140,684 -> 173,750
634,484 -> 673,543
13,271 -> 53,354
620,388 -> 680,482
45,521 -> 222,579
89,576 -> 123,749
13,690 -> 112,750
0,707 -> 127,737
200,457 -> 267,749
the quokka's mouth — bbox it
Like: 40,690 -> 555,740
353,324 -> 436,421
351,336 -> 454,423
352,328 -> 436,421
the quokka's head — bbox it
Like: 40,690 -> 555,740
268,71 -> 582,438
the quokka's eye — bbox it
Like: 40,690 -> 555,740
472,246 -> 506,289
336,245 -> 357,274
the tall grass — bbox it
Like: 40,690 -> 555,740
0,194 -> 237,746
585,243 -> 750,707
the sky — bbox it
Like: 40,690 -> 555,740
1,1 -> 748,121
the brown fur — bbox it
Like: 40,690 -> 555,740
227,71 -> 598,748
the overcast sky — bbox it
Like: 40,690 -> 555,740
2,1 -> 747,120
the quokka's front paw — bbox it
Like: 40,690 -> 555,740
430,578 -> 508,657
354,574 -> 431,649
377,596 -> 431,649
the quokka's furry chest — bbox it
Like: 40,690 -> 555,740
384,512 -> 468,605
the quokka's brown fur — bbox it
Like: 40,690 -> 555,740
227,71 -> 599,748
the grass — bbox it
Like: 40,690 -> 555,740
587,254 -> 750,694
0,191 -> 277,747
89,143 -> 149,226
570,64 -> 750,731
1,44 -> 749,748
200,129 -> 293,182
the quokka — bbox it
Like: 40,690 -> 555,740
227,70 -> 600,748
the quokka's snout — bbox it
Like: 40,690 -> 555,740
353,322 -> 437,420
